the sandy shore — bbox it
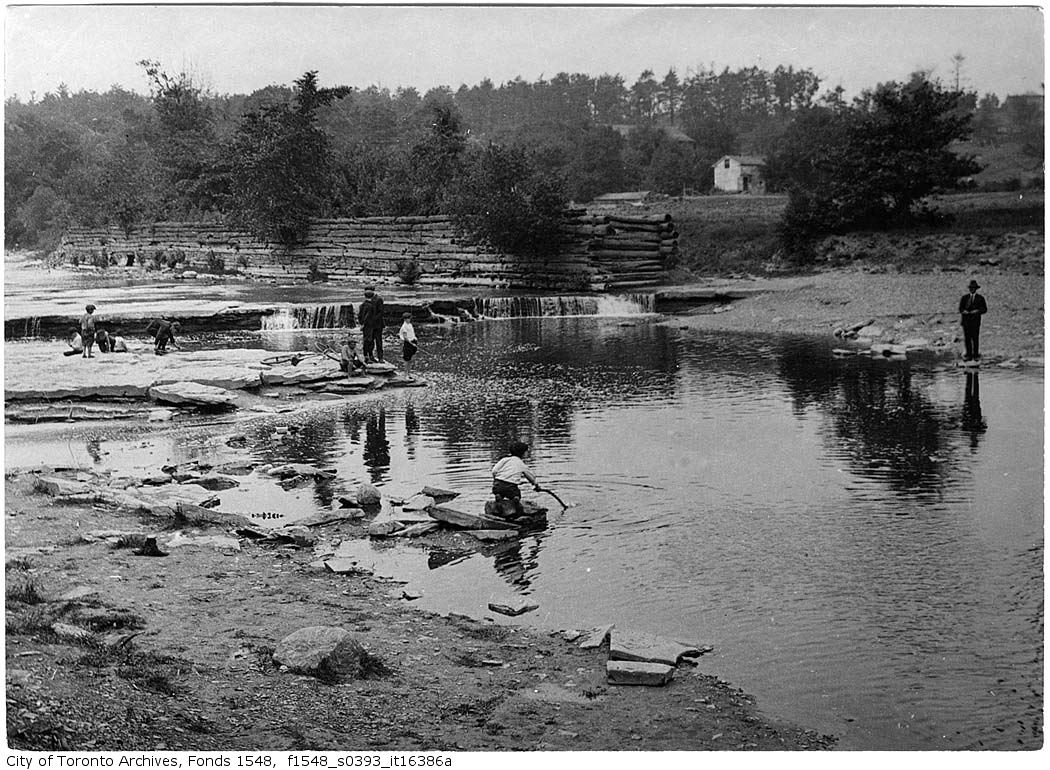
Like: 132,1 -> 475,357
665,265 -> 1044,364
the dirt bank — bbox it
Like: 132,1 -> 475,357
665,264 -> 1044,364
5,476 -> 833,752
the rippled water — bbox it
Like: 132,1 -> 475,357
7,317 -> 1042,750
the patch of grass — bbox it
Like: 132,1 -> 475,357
6,604 -> 64,636
5,556 -> 34,572
77,644 -> 187,697
6,576 -> 47,605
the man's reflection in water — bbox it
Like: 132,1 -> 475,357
363,408 -> 390,482
86,437 -> 103,464
962,372 -> 988,450
404,403 -> 420,460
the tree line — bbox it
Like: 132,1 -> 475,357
5,62 -> 1032,257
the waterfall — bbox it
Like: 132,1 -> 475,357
261,304 -> 355,331
474,293 -> 655,319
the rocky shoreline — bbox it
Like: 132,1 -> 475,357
4,465 -> 834,751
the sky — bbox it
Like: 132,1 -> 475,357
3,3 -> 1046,102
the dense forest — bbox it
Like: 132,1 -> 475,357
5,63 -> 1042,254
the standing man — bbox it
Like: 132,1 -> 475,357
358,286 -> 385,363
959,279 -> 988,361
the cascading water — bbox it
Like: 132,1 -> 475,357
473,293 -> 655,319
261,304 -> 355,331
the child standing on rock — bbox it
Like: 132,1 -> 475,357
80,304 -> 97,358
398,312 -> 418,379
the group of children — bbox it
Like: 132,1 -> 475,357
66,304 -> 179,358
339,311 -> 419,379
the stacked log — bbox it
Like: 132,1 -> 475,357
55,210 -> 674,292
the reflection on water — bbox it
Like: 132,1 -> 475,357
5,318 -> 1042,750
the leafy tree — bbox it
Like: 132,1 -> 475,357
566,126 -> 626,202
447,143 -> 567,257
769,74 -> 982,256
226,71 -> 350,244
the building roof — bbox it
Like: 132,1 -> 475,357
712,154 -> 767,168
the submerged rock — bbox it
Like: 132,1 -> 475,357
420,486 -> 459,503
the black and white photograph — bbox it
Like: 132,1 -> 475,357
2,1 -> 1044,756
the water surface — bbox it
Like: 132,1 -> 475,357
5,318 -> 1042,750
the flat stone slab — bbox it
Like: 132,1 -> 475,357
606,660 -> 675,686
393,521 -> 440,538
364,362 -> 397,374
429,505 -> 516,531
3,345 -> 275,402
149,381 -> 238,407
260,362 -> 343,385
324,558 -> 364,574
488,598 -> 539,616
609,629 -> 701,667
470,529 -> 521,541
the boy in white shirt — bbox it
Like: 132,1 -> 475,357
398,312 -> 418,379
491,441 -> 543,517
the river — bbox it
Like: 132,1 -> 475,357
4,313 -> 1043,750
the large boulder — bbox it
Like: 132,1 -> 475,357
272,626 -> 370,678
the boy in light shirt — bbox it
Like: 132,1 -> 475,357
491,441 -> 544,517
398,312 -> 418,379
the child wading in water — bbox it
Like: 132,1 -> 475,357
398,312 -> 418,379
491,441 -> 543,518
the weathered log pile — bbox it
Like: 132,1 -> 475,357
55,210 -> 676,291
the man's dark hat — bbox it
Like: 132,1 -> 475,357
968,279 -> 980,290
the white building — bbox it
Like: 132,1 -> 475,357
712,155 -> 767,194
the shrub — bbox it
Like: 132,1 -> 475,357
447,143 -> 568,257
205,250 -> 225,273
397,258 -> 422,285
306,262 -> 328,282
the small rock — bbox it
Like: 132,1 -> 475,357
420,485 -> 459,503
402,589 -> 424,601
367,520 -> 403,538
52,622 -> 93,641
182,475 -> 240,491
402,494 -> 435,511
606,660 -> 675,686
488,598 -> 539,617
273,627 -> 369,678
147,409 -> 176,422
357,483 -> 382,506
324,558 -> 363,574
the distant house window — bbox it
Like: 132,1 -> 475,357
724,158 -> 731,168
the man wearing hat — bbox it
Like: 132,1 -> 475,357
358,286 -> 385,363
958,279 -> 988,361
